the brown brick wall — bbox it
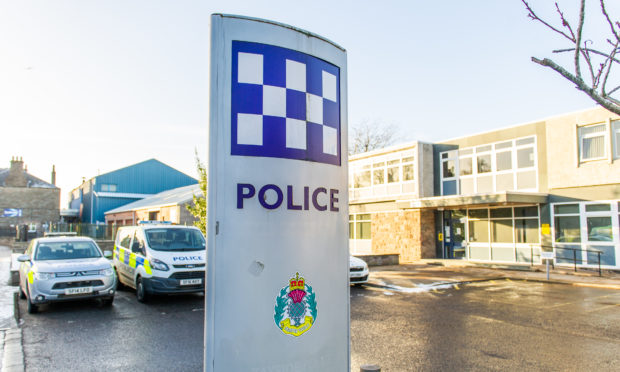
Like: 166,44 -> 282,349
370,209 -> 436,262
0,187 -> 60,226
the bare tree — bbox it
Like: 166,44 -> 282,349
349,120 -> 398,155
521,0 -> 620,115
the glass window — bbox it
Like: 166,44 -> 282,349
402,164 -> 414,181
490,208 -> 512,218
613,120 -> 620,158
515,206 -> 538,218
35,241 -> 102,261
496,151 -> 512,171
387,167 -> 400,183
517,147 -> 534,168
443,160 -> 455,178
459,148 -> 473,156
469,220 -> 489,242
349,222 -> 354,239
119,230 -> 133,249
495,141 -> 512,150
477,155 -> 492,173
491,219 -> 513,243
516,137 -> 535,146
585,203 -> 611,212
101,184 -> 117,192
579,124 -> 607,160
554,204 -> 579,214
402,157 -> 414,163
145,228 -> 206,251
373,169 -> 385,185
373,161 -> 386,168
353,214 -> 372,240
476,145 -> 492,153
354,171 -> 371,188
468,209 -> 488,219
554,215 -> 581,242
459,158 -> 472,176
516,219 -> 539,243
387,159 -> 400,165
587,216 -> 613,241
442,180 -> 457,195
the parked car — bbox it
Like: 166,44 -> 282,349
350,256 -> 369,285
17,236 -> 116,314
113,224 -> 206,302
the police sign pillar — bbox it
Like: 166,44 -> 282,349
206,14 -> 349,371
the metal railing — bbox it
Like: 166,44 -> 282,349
542,245 -> 603,277
50,223 -> 119,241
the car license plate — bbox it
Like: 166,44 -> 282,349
65,287 -> 93,295
180,279 -> 202,286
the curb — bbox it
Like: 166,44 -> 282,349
1,328 -> 24,372
12,293 -> 18,325
367,275 -> 620,292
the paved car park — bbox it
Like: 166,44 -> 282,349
3,244 -> 620,371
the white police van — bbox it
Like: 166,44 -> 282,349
112,223 -> 206,302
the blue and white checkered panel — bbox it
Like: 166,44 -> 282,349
231,41 -> 341,166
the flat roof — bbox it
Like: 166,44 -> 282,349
396,191 -> 549,209
105,184 -> 202,215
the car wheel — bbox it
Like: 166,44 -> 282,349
26,286 -> 38,314
19,286 -> 26,300
101,297 -> 114,307
136,277 -> 149,303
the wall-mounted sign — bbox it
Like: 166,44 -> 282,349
206,14 -> 349,371
1,209 -> 22,218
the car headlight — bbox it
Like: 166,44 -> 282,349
150,258 -> 169,271
34,272 -> 55,280
99,268 -> 114,276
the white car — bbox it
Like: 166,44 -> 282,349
17,237 -> 116,314
349,256 -> 369,285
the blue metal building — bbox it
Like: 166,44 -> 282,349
68,159 -> 197,223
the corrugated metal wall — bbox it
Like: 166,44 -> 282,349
74,159 -> 197,223
95,159 -> 196,194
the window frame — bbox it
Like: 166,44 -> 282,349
578,123 -> 608,162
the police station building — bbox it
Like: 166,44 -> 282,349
349,107 -> 620,270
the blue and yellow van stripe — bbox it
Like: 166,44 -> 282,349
114,245 -> 152,275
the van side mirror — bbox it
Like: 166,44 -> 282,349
103,250 -> 113,259
17,254 -> 30,262
131,241 -> 141,253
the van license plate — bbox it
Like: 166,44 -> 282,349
180,279 -> 202,286
65,287 -> 93,295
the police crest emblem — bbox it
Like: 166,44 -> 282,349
274,272 -> 317,336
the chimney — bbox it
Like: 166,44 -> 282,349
6,156 -> 27,187
51,165 -> 56,186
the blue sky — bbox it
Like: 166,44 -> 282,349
1,0 -> 618,206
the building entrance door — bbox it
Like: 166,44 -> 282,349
443,210 -> 467,259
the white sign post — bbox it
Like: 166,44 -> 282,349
206,14 -> 349,371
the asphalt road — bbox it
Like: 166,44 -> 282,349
19,287 -> 205,372
18,274 -> 620,372
350,278 -> 620,371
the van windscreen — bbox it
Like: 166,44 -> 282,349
144,228 -> 206,251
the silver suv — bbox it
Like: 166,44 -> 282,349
18,236 -> 117,313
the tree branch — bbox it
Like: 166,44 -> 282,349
574,0 -> 586,82
532,57 -> 620,115
553,47 -> 620,64
520,0 -> 575,42
601,0 -> 620,43
601,40 -> 619,95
